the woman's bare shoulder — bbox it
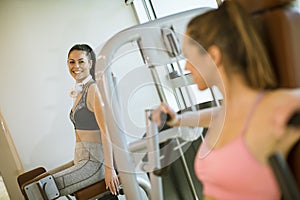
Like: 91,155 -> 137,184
88,82 -> 99,91
86,82 -> 102,108
267,88 -> 300,128
87,82 -> 102,98
274,88 -> 300,97
269,88 -> 300,107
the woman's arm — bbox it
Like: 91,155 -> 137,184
88,84 -> 119,195
273,89 -> 300,157
276,127 -> 300,158
152,102 -> 220,128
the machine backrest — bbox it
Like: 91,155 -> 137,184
234,0 -> 300,196
236,0 -> 300,88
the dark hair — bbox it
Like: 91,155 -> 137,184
186,1 -> 277,89
68,44 -> 96,80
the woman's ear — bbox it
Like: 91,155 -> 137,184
89,60 -> 93,69
208,45 -> 222,67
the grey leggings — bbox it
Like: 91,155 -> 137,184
48,142 -> 105,196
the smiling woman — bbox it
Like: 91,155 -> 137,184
21,44 -> 120,199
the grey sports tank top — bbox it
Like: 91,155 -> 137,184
70,81 -> 100,130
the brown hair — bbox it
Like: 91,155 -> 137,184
186,0 -> 277,89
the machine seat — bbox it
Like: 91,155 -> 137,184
17,167 -> 121,200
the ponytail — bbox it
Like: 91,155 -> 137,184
225,1 -> 277,89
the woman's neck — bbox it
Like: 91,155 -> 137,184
221,74 -> 261,110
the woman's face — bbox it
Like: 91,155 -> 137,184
67,50 -> 92,82
182,35 -> 218,90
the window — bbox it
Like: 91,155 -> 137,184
131,0 -> 220,23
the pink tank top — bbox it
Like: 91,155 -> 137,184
194,92 -> 281,200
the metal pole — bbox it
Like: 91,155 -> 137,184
175,138 -> 199,200
145,109 -> 163,200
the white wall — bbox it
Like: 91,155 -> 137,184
0,0 -> 138,171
